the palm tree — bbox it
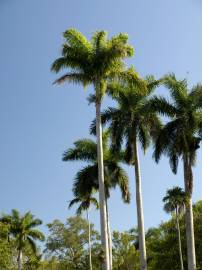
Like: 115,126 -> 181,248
152,73 -> 202,270
69,194 -> 99,270
0,209 -> 45,270
63,131 -> 130,270
51,28 -> 134,270
163,186 -> 188,270
92,75 -> 161,270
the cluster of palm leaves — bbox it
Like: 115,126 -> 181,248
52,28 -> 202,270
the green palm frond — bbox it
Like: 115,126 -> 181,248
27,236 -> 37,253
162,73 -> 188,106
63,29 -> 92,51
148,96 -> 177,117
68,198 -> 81,209
28,230 -> 45,241
53,72 -> 90,86
63,139 -> 97,162
69,194 -> 99,215
73,165 -> 98,197
92,31 -> 107,53
138,124 -> 150,153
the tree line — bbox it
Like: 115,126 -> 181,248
0,200 -> 202,269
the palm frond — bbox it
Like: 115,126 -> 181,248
148,96 -> 177,117
73,165 -> 98,197
63,28 -> 92,52
53,72 -> 90,86
63,139 -> 97,162
28,230 -> 45,241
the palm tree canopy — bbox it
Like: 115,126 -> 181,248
63,131 -> 130,203
90,73 -> 162,164
151,73 -> 202,174
0,209 -> 45,252
51,29 -> 137,100
69,195 -> 99,215
163,186 -> 188,214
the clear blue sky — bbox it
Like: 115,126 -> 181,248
0,0 -> 202,236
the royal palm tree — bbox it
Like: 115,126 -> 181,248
69,194 -> 99,270
152,73 -> 202,270
163,186 -> 188,270
63,131 -> 130,270
51,28 -> 135,270
0,209 -> 45,270
92,74 -> 161,270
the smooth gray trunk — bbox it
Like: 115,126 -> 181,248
18,249 -> 23,270
183,156 -> 196,270
96,101 -> 110,270
106,200 -> 113,270
176,208 -> 184,270
134,140 -> 147,270
87,210 -> 93,270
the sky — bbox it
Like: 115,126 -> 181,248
0,0 -> 202,237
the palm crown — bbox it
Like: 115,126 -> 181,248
91,74 -> 161,163
69,195 -> 99,215
152,73 -> 202,179
63,131 -> 130,203
0,209 -> 45,252
51,29 -> 135,100
163,186 -> 188,215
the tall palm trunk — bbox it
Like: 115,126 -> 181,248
176,208 -> 184,270
133,139 -> 147,270
17,249 -> 23,270
95,100 -> 110,270
106,200 -> 113,270
183,155 -> 196,270
86,210 -> 93,270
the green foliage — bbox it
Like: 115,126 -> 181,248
90,72 -> 162,164
88,70 -> 162,270
0,223 -> 14,270
1,202 -> 202,269
51,28 -> 135,101
45,216 -> 100,270
0,210 -> 44,270
69,194 -> 99,215
163,186 -> 188,214
112,230 -> 140,269
0,210 -> 45,253
63,132 -> 130,203
147,200 -> 202,269
152,74 -> 202,181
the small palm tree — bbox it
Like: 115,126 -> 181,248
152,73 -> 202,270
51,28 -> 135,270
63,131 -> 130,270
163,186 -> 188,270
92,74 -> 161,270
69,194 -> 99,270
0,209 -> 45,270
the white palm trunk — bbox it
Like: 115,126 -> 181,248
176,208 -> 184,270
96,101 -> 110,270
183,156 -> 196,270
18,249 -> 23,270
86,210 -> 93,270
134,140 -> 147,270
106,200 -> 113,270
